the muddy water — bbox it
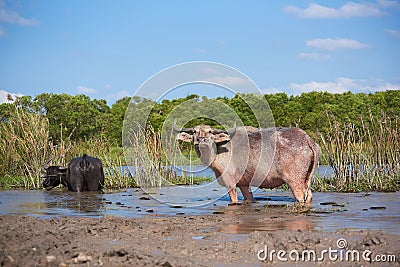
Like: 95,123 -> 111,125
0,185 -> 398,234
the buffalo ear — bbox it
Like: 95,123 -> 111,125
176,132 -> 194,142
213,133 -> 230,144
57,166 -> 68,172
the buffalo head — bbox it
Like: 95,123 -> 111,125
174,122 -> 235,166
42,166 -> 68,190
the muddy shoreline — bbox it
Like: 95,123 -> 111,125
1,206 -> 399,266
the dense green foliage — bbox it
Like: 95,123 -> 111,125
264,91 -> 400,133
3,90 -> 399,145
0,90 -> 399,191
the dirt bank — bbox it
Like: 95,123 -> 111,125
0,206 -> 399,266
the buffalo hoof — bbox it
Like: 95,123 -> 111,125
228,202 -> 243,206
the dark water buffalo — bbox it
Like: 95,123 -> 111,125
175,125 -> 320,204
42,166 -> 68,190
67,154 -> 105,192
42,154 -> 104,192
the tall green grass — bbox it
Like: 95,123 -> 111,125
317,111 -> 399,192
0,105 -> 50,188
123,124 -> 191,187
0,104 -> 132,189
0,105 -> 208,189
1,104 -> 397,192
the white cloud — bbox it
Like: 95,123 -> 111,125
288,77 -> 400,94
76,85 -> 96,94
201,67 -> 222,75
306,38 -> 369,51
297,52 -> 332,61
0,2 -> 37,38
290,79 -> 350,94
110,90 -> 130,99
193,48 -> 207,54
206,75 -> 251,88
0,7 -> 37,26
386,29 -> 400,39
217,41 -> 227,46
0,90 -> 23,104
263,87 -> 285,94
377,0 -> 397,7
106,90 -> 130,104
283,1 -> 387,19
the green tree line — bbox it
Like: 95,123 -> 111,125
1,90 -> 399,145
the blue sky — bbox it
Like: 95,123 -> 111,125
0,0 -> 399,105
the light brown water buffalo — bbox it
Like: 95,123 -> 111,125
175,124 -> 320,204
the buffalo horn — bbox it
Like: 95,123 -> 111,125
172,119 -> 195,133
42,158 -> 53,170
210,128 -> 228,134
227,120 -> 237,136
211,121 -> 237,135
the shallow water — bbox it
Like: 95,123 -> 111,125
0,183 -> 398,234
122,165 -> 334,178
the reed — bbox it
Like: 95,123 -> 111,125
0,103 -> 131,189
124,124 -> 179,187
0,105 -> 51,189
318,110 -> 399,192
310,174 -> 336,192
2,103 -> 398,192
0,104 -> 207,189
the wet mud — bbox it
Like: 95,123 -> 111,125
0,188 -> 399,266
0,210 -> 399,266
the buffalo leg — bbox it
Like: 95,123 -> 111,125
289,183 -> 313,205
305,189 -> 312,204
238,185 -> 254,202
228,187 -> 238,203
288,183 -> 309,205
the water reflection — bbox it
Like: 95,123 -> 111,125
0,189 -> 398,234
254,195 -> 296,202
120,165 -> 334,179
223,216 -> 315,234
219,201 -> 314,234
42,190 -> 105,214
